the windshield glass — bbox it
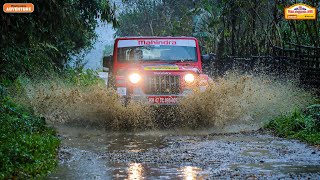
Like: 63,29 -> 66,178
116,39 -> 197,62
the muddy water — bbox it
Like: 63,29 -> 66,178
15,72 -> 318,178
16,72 -> 314,131
47,125 -> 209,179
47,125 -> 320,179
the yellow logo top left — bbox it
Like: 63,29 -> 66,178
3,3 -> 34,13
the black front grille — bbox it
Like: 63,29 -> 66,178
144,75 -> 181,94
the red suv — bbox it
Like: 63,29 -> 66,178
103,37 -> 211,105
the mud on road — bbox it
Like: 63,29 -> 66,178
47,125 -> 320,179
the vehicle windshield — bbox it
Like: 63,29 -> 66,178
116,39 -> 197,62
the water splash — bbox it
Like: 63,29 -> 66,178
177,72 -> 314,130
14,71 -> 314,131
16,80 -> 154,131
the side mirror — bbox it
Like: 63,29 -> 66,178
103,55 -> 113,72
201,54 -> 210,63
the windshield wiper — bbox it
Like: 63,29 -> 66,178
167,59 -> 195,63
143,59 -> 164,61
137,59 -> 195,63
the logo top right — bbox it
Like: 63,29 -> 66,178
285,3 -> 317,20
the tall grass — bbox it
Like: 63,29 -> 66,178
265,104 -> 320,145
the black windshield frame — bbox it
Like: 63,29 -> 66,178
117,45 -> 197,63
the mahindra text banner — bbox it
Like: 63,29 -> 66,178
117,39 -> 196,48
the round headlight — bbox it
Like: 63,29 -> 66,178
129,73 -> 141,84
184,73 -> 195,83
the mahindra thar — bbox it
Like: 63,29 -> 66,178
103,37 -> 212,105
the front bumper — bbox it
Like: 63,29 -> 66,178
116,87 -> 195,105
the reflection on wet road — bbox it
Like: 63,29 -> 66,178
47,125 -> 320,179
49,153 -> 206,179
47,125 -> 207,179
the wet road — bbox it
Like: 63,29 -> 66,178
47,125 -> 320,179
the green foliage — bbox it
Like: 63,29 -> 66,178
195,0 -> 320,55
192,0 -> 223,52
117,0 -> 319,56
0,0 -> 117,81
116,0 -> 194,36
10,69 -> 105,92
0,95 -> 60,179
0,67 -> 104,178
62,68 -> 105,87
265,104 -> 320,145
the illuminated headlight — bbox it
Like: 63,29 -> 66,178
184,73 -> 195,83
129,73 -> 141,84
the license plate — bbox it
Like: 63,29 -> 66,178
117,87 -> 127,96
148,96 -> 178,104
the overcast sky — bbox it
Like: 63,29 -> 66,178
83,1 -> 123,70
83,21 -> 115,70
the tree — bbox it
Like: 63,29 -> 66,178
0,0 -> 117,80
115,0 -> 195,36
193,0 -> 320,57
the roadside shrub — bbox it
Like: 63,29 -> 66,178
265,104 -> 320,145
62,68 -> 104,87
0,96 -> 60,179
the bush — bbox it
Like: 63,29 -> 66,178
0,96 -> 60,179
265,104 -> 320,145
0,68 -> 103,178
62,68 -> 104,87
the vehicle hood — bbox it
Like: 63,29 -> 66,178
140,64 -> 200,73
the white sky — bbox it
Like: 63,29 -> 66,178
83,0 -> 125,70
83,20 -> 115,70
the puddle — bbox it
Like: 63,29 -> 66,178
241,149 -> 272,157
112,163 -> 208,180
48,159 -> 208,180
107,135 -> 166,152
230,163 -> 320,174
47,125 -> 320,179
55,125 -> 166,153
48,125 -> 209,179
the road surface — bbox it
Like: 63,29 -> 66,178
47,125 -> 320,179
